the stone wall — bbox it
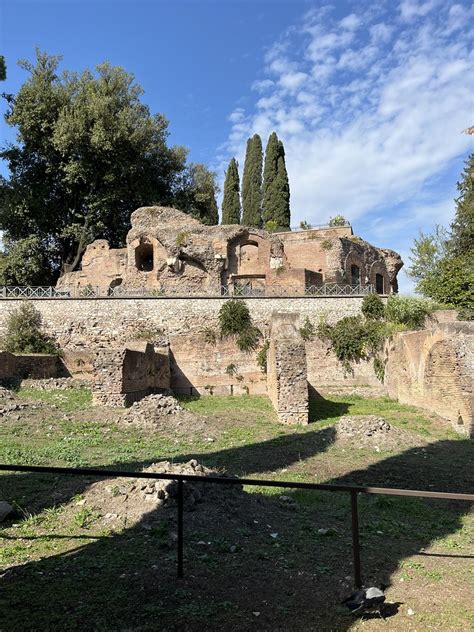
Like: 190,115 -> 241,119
92,342 -> 170,406
0,297 -> 370,349
267,313 -> 308,425
384,322 -> 474,436
0,351 -> 69,383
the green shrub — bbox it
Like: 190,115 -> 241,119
203,327 -> 217,345
373,357 -> 385,382
299,316 -> 316,341
225,363 -> 237,376
256,340 -> 270,373
385,295 -> 435,329
328,214 -> 348,227
317,316 -> 384,375
321,239 -> 333,251
362,294 -> 385,320
218,300 -> 252,336
264,220 -> 279,232
299,220 -> 312,230
236,326 -> 261,352
1,302 -> 59,354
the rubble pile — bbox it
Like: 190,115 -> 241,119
121,394 -> 185,426
335,415 -> 425,449
0,387 -> 28,417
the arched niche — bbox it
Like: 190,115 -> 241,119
369,261 -> 390,294
135,240 -> 154,272
344,251 -> 366,287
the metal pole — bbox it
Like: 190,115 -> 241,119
177,479 -> 184,578
351,491 -> 362,588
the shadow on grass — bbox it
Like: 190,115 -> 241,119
0,427 -> 473,630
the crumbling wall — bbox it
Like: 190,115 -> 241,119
267,313 -> 308,425
0,351 -> 69,383
384,322 -> 473,436
92,342 -> 170,407
169,333 -> 266,396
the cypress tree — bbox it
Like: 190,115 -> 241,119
263,133 -> 290,229
221,158 -> 241,224
241,134 -> 263,227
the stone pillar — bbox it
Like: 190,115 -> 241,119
267,312 -> 308,425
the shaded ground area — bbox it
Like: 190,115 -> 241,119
0,387 -> 473,631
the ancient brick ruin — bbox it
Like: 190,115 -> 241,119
58,206 -> 403,295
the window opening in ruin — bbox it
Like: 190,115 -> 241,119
135,243 -> 154,272
351,264 -> 360,286
375,273 -> 384,294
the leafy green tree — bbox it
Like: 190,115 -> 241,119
407,155 -> 473,318
328,214 -> 348,226
241,134 -> 263,227
1,302 -> 58,354
0,56 -> 6,81
175,162 -> 219,225
362,294 -> 385,320
0,236 -> 53,285
0,50 -> 187,282
221,158 -> 241,224
450,154 -> 474,256
262,132 -> 290,229
407,226 -> 449,288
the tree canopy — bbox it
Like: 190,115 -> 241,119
0,50 -> 218,283
241,134 -> 263,227
408,154 -> 474,319
221,158 -> 241,224
262,132 -> 290,229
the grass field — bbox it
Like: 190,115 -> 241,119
0,388 -> 473,631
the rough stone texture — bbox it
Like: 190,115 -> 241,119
20,377 -> 90,390
121,394 -> 184,426
56,206 -> 402,295
267,312 -> 308,425
334,416 -> 426,449
384,322 -> 474,437
0,351 -> 69,383
92,342 -> 170,407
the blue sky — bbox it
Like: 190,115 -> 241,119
1,0 -> 472,292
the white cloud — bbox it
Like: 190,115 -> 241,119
340,13 -> 362,30
220,1 -> 471,291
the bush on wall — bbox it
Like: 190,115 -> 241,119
218,299 -> 262,352
1,302 -> 59,354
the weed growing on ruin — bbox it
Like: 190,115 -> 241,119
256,340 -> 270,373
299,317 -> 316,341
203,327 -> 217,345
225,363 -> 237,376
133,326 -> 164,343
385,295 -> 436,329
362,293 -> 385,320
1,302 -> 59,355
299,220 -> 312,230
175,231 -> 189,247
328,214 -> 348,226
218,299 -> 262,351
321,239 -> 332,251
373,356 -> 385,382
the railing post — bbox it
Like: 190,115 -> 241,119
177,478 -> 184,578
350,491 -> 362,588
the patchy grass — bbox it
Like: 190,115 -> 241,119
0,388 -> 473,631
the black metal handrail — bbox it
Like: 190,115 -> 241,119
1,463 -> 472,587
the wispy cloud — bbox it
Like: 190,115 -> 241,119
219,1 -> 472,291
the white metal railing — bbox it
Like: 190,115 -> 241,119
0,284 -> 375,299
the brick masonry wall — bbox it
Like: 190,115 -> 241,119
0,351 -> 68,382
384,322 -> 474,436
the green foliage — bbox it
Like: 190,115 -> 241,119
241,134 -> 263,227
0,236 -> 53,285
225,363 -> 237,376
1,302 -> 59,354
299,317 -> 316,341
450,154 -> 474,257
362,294 -> 385,320
218,299 -> 261,352
317,316 -> 384,375
203,327 -> 217,345
236,326 -> 261,352
407,155 -> 473,313
0,50 -> 187,283
407,226 -> 449,287
218,299 -> 252,336
320,239 -> 332,251
385,295 -> 436,329
174,162 -> 219,225
262,132 -> 290,229
175,231 -> 189,247
264,219 -> 279,232
299,221 -> 311,230
221,158 -> 241,224
0,55 -> 6,81
256,339 -> 269,373
373,357 -> 385,382
328,215 -> 347,227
